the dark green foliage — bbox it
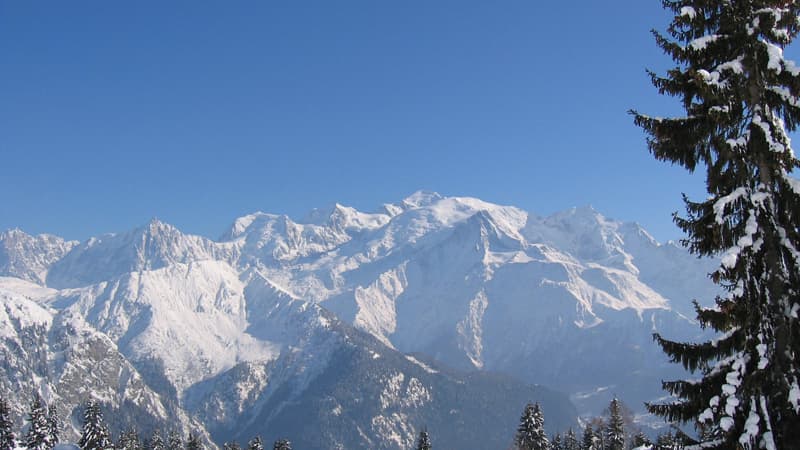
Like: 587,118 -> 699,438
0,396 -> 15,450
514,403 -> 548,450
185,433 -> 202,450
632,430 -> 652,448
415,429 -> 432,450
632,0 -> 800,448
25,395 -> 53,450
271,439 -> 291,450
78,400 -> 112,450
246,436 -> 263,450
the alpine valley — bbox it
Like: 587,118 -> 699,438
0,192 -> 718,449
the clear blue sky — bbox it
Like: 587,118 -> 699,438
1,1 -> 732,242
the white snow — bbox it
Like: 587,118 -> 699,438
765,41 -> 786,74
783,172 -> 800,194
739,398 -> 760,447
680,6 -> 697,20
721,416 -> 735,431
789,381 -> 800,413
0,287 -> 53,338
720,209 -> 759,269
717,57 -> 744,75
697,69 -> 726,88
713,187 -> 748,224
689,34 -> 721,51
404,355 -> 438,374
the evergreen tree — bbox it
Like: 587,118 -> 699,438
632,1 -> 800,448
246,437 -> 263,450
118,428 -> 142,450
166,430 -> 182,450
581,424 -> 597,450
25,395 -> 52,450
563,428 -> 580,450
78,400 -> 111,450
514,403 -> 548,450
604,398 -> 625,450
185,433 -> 202,450
632,431 -> 652,449
551,433 -> 564,450
145,431 -> 165,450
0,396 -> 15,450
46,404 -> 60,447
271,439 -> 291,450
415,428 -> 432,450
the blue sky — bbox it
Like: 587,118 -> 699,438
2,2 -> 722,242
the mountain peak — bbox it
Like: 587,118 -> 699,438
139,217 -> 179,236
0,229 -> 77,285
401,190 -> 443,209
1,227 -> 29,239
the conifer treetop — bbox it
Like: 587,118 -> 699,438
633,1 -> 800,449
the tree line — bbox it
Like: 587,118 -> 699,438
503,398 -> 686,450
407,397 -> 690,450
0,395 -> 293,450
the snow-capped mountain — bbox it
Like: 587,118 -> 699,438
216,192 -> 717,411
0,229 -> 77,285
0,192 -> 718,447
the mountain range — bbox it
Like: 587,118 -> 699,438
0,191 -> 718,448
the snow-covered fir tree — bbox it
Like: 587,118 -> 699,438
563,428 -> 579,450
415,428 -> 432,450
551,433 -> 564,450
77,400 -> 111,450
632,431 -> 652,449
246,437 -> 263,450
145,431 -> 165,450
166,430 -> 182,450
25,395 -> 52,450
0,396 -> 15,450
117,428 -> 142,450
514,403 -> 548,450
632,1 -> 800,448
581,424 -> 597,450
271,439 -> 290,450
185,433 -> 202,450
605,398 -> 625,450
46,405 -> 59,447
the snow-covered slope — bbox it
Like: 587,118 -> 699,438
0,191 -> 719,444
215,193 -> 717,415
46,219 -> 234,289
0,278 -> 209,443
